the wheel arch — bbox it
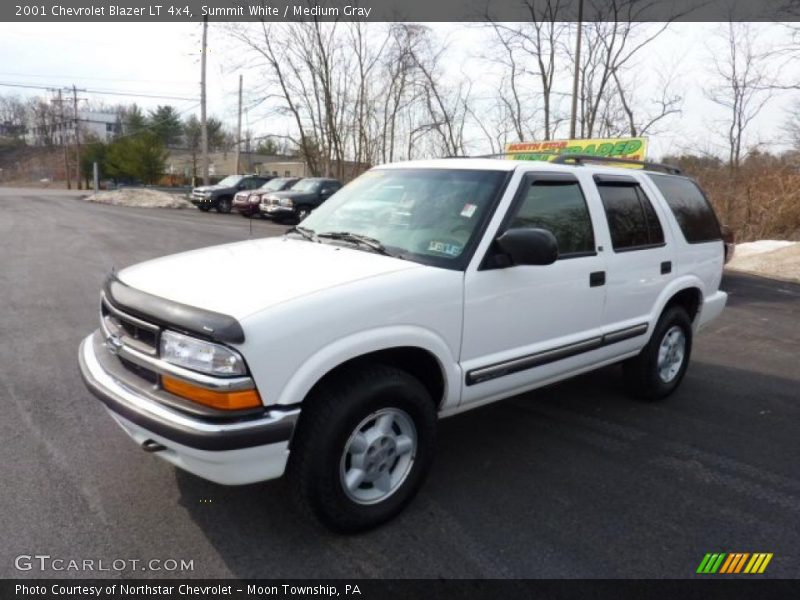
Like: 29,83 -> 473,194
273,326 -> 459,413
650,277 -> 705,331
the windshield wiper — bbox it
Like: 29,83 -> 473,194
317,231 -> 396,257
285,225 -> 319,243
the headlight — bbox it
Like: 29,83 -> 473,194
160,330 -> 247,376
249,194 -> 262,204
279,198 -> 294,207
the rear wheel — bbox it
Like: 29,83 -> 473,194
623,306 -> 693,400
216,197 -> 232,213
287,364 -> 436,533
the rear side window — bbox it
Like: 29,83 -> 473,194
649,174 -> 722,243
596,182 -> 664,251
509,180 -> 595,257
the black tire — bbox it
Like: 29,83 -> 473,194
287,364 -> 437,533
216,197 -> 232,213
296,206 -> 311,222
623,306 -> 693,401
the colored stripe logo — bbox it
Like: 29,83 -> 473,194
697,553 -> 773,574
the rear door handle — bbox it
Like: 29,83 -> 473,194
589,271 -> 606,287
661,261 -> 672,274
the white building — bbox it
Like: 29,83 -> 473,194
28,110 -> 120,146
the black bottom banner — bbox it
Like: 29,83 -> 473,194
2,579 -> 798,600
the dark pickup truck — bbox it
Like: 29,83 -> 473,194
190,175 -> 271,213
258,177 -> 342,222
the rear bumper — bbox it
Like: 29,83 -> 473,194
697,290 -> 728,331
78,333 -> 299,484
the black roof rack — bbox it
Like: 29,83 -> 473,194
551,154 -> 682,175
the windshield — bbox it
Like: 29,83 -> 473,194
291,179 -> 321,192
261,178 -> 293,192
216,175 -> 243,187
301,168 -> 507,268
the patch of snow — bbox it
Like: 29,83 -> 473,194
84,188 -> 194,209
734,240 -> 798,258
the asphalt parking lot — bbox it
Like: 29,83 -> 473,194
1,187 -> 798,579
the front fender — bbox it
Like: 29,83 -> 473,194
274,325 -> 461,412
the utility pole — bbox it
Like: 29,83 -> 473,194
569,0 -> 584,139
235,74 -> 243,175
200,15 -> 210,185
72,85 -> 82,189
57,89 -> 71,190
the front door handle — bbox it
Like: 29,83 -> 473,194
589,271 -> 606,287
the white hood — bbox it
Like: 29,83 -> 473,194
118,237 -> 420,319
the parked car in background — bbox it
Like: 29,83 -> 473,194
233,177 -> 301,217
191,174 -> 272,213
259,177 -> 342,222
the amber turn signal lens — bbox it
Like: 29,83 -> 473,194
162,376 -> 262,411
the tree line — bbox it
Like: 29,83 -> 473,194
0,97 -> 285,185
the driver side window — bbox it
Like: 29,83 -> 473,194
508,180 -> 595,258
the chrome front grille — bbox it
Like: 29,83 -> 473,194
100,294 -> 161,383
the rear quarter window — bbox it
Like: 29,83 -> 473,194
649,174 -> 722,243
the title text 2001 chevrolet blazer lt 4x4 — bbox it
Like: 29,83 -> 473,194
79,156 -> 728,531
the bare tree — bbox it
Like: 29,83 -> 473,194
565,0 -> 683,138
704,22 -> 775,170
484,0 -> 569,141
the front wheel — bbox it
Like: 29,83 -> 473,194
287,365 -> 436,532
216,197 -> 232,213
296,206 -> 312,222
623,306 -> 693,401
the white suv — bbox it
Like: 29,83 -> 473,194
79,156 -> 728,531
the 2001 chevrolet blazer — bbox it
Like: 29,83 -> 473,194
79,156 -> 728,532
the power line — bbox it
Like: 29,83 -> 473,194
0,81 -> 195,102
0,71 -> 196,85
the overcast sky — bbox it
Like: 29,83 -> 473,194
1,21 -> 797,159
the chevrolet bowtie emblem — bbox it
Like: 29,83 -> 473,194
106,334 -> 124,354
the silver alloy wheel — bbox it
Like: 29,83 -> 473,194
657,325 -> 686,383
339,408 -> 417,505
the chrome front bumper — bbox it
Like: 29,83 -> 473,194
79,332 -> 299,452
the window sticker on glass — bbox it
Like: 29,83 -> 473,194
460,203 -> 477,218
428,241 -> 462,256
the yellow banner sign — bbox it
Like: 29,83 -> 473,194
505,137 -> 648,166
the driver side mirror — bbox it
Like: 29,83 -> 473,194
495,228 -> 558,266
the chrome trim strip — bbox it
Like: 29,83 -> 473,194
115,342 -> 255,392
466,322 -> 649,386
467,337 -> 603,385
602,322 -> 648,345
